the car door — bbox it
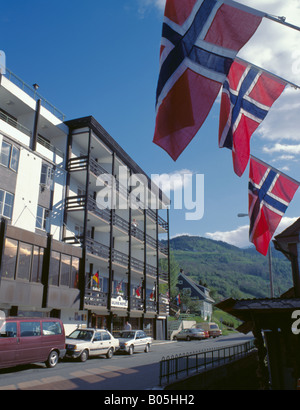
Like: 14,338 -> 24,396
0,321 -> 18,368
101,331 -> 113,354
90,332 -> 102,357
135,331 -> 146,351
17,320 -> 42,364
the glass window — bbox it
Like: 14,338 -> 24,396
60,254 -> 71,286
0,141 -> 20,172
2,238 -> 18,279
0,141 -> 11,168
70,257 -> 80,289
40,164 -> 54,187
10,146 -> 20,172
0,190 -> 14,219
36,205 -> 49,231
20,321 -> 41,337
3,192 -> 14,219
31,246 -> 44,283
0,322 -> 17,338
42,321 -> 62,336
49,251 -> 60,286
102,332 -> 111,341
17,242 -> 32,281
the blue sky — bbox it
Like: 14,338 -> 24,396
1,0 -> 300,248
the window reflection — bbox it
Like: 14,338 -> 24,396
31,246 -> 44,283
60,254 -> 71,286
17,242 -> 32,281
2,238 -> 17,279
71,257 -> 80,289
49,251 -> 60,286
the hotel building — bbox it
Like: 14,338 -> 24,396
0,68 -> 170,339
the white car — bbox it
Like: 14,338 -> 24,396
117,330 -> 152,355
65,328 -> 119,362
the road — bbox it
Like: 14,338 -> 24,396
0,333 -> 252,391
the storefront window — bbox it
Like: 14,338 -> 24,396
60,254 -> 71,286
31,246 -> 44,283
71,257 -> 80,289
17,242 -> 32,281
2,238 -> 18,279
49,251 -> 60,286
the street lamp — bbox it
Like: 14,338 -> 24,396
237,213 -> 274,298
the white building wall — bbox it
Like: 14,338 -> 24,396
12,148 -> 42,231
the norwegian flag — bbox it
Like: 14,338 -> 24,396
136,284 -> 142,298
153,0 -> 263,161
115,280 -> 123,294
248,157 -> 300,256
219,60 -> 286,176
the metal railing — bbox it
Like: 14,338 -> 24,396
159,339 -> 255,386
3,68 -> 66,121
0,109 -> 32,136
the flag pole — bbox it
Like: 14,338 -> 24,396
235,56 -> 300,90
221,0 -> 300,33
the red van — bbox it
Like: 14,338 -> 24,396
0,317 -> 66,369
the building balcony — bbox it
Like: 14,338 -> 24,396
146,299 -> 157,312
3,68 -> 66,121
84,289 -> 108,308
0,109 -> 32,137
86,237 -> 110,261
146,208 -> 169,233
130,296 -> 144,311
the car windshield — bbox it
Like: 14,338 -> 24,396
119,331 -> 135,339
192,329 -> 203,332
68,330 -> 94,341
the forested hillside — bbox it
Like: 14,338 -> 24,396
166,235 -> 293,302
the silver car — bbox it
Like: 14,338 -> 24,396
65,328 -> 119,362
117,330 -> 152,355
173,328 -> 207,341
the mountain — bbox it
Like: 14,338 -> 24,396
166,235 -> 293,302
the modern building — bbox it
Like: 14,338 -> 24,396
0,68 -> 170,339
177,270 -> 214,320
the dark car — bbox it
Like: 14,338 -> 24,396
173,328 -> 208,341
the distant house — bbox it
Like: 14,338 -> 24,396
177,271 -> 215,320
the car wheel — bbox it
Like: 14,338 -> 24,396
106,348 -> 114,359
46,350 -> 59,368
186,336 -> 191,341
144,344 -> 150,353
80,349 -> 89,362
128,345 -> 134,355
173,336 -> 177,341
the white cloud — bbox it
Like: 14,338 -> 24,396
263,143 -> 300,155
137,0 -> 165,17
151,169 -> 194,192
205,217 -> 299,248
205,225 -> 250,248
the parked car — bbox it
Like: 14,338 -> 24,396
173,328 -> 208,341
65,328 -> 119,362
0,317 -> 66,369
196,322 -> 222,338
117,330 -> 152,355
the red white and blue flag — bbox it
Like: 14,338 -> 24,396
153,0 -> 263,161
219,60 -> 286,176
248,157 -> 300,256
